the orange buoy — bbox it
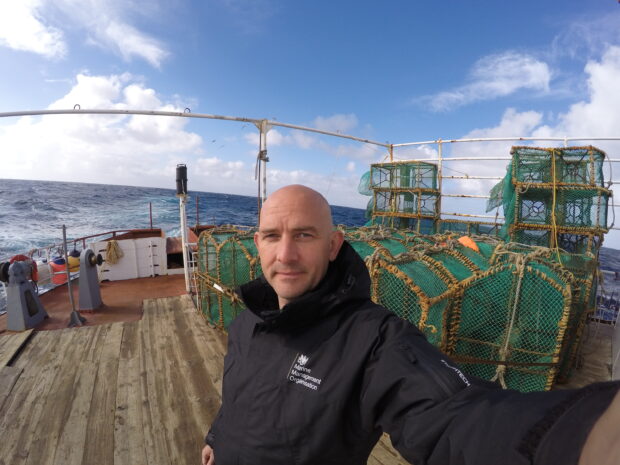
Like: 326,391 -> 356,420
49,258 -> 68,285
458,236 -> 479,252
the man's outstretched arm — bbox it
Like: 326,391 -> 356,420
579,390 -> 620,465
360,318 -> 620,465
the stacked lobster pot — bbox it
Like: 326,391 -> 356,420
195,225 -> 591,393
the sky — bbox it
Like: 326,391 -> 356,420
1,0 -> 620,245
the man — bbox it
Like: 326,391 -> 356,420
203,184 -> 620,465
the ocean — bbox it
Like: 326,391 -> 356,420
2,178 -> 620,320
0,178 -> 367,259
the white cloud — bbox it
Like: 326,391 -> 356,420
61,0 -> 169,68
346,161 -> 356,172
421,52 -> 551,112
0,74 -> 202,187
392,144 -> 438,161
534,46 -> 620,143
313,114 -> 358,133
266,169 -> 366,208
0,0 -> 168,67
0,1 -> 67,58
551,10 -> 620,60
101,21 -> 168,68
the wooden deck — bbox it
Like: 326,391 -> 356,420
0,295 -> 407,465
557,321 -> 619,389
0,274 -> 187,333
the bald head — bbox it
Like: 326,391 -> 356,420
254,184 -> 344,308
260,185 -> 334,232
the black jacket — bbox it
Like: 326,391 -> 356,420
206,241 -> 618,465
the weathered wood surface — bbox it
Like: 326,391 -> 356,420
2,294 -> 612,465
0,329 -> 33,367
0,294 -> 406,465
557,321 -> 615,390
0,295 -> 226,465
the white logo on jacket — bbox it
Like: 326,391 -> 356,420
288,353 -> 322,391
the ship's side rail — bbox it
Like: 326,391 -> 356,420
0,229 -> 163,313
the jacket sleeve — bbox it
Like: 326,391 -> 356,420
359,316 -> 619,465
204,408 -> 222,447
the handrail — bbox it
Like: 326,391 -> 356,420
0,108 -> 618,242
0,228 -> 162,262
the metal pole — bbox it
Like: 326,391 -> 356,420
63,225 -> 75,312
260,120 -> 269,205
64,225 -> 86,327
149,202 -> 153,229
179,196 -> 191,293
437,140 -> 443,230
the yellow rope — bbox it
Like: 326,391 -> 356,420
491,257 -> 526,389
105,240 -> 124,265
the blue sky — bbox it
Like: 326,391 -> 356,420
1,1 -> 620,244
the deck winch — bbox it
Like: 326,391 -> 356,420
4,261 -> 48,331
78,248 -> 104,311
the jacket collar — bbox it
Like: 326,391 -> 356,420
238,241 -> 371,330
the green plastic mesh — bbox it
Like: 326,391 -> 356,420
195,224 -> 599,392
367,161 -> 441,233
490,146 -> 610,254
370,162 -> 438,190
358,171 -> 373,196
196,226 -> 260,328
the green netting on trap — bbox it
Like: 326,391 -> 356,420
488,146 -> 610,254
195,225 -> 598,392
366,161 -> 441,233
449,260 -> 571,392
370,161 -> 438,190
439,220 -> 502,237
370,216 -> 438,233
512,146 -> 606,186
358,171 -> 373,196
196,227 -> 259,328
488,243 -> 598,385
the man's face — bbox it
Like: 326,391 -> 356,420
254,187 -> 344,308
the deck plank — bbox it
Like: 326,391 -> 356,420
1,330 -> 77,465
557,321 -> 614,389
156,297 -> 204,464
0,365 -> 23,412
0,329 -> 33,367
0,295 -> 411,465
139,299 -> 173,465
82,324 -> 124,465
53,360 -> 99,465
114,321 -> 147,465
167,297 -> 225,461
23,327 -> 94,465
371,434 -> 409,465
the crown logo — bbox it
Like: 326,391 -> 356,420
298,354 -> 309,366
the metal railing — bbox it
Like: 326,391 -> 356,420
1,108 -> 619,309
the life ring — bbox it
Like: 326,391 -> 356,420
9,254 -> 38,282
49,257 -> 68,285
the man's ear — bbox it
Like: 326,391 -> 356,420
329,230 -> 345,261
254,231 -> 260,249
